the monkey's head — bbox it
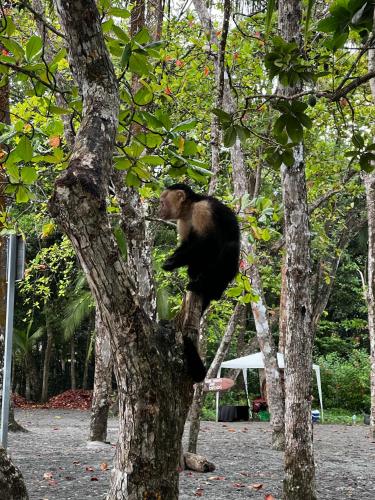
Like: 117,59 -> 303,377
159,184 -> 194,220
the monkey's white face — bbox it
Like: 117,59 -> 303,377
159,190 -> 186,220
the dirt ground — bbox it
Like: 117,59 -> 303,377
7,409 -> 375,499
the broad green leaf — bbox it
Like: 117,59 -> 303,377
15,136 -> 33,162
109,7 -> 131,18
183,140 -> 198,155
317,16 -> 340,33
120,43 -> 132,68
235,125 -> 251,144
126,170 -> 141,187
273,115 -> 286,136
223,126 -> 237,148
226,286 -> 243,297
16,185 -> 31,203
352,132 -> 364,149
281,150 -> 295,167
133,27 -> 151,45
21,166 -> 38,184
49,105 -> 70,115
112,25 -> 130,43
135,132 -> 162,148
134,86 -> 153,106
114,157 -> 132,170
141,155 -> 164,165
0,37 -> 24,61
114,226 -> 127,257
295,112 -> 313,129
25,36 -> 43,62
285,116 -> 303,143
42,223 -> 55,238
171,118 -> 197,132
128,52 -> 152,76
212,108 -> 232,124
50,48 -> 67,66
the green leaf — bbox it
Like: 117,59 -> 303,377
141,155 -> 165,165
281,149 -> 295,167
108,7 -> 131,18
0,37 -> 25,61
223,126 -> 237,147
226,286 -> 243,297
112,25 -> 130,43
134,86 -> 153,106
285,116 -> 303,143
273,115 -> 286,136
317,16 -> 340,33
114,157 -> 132,170
15,136 -> 33,162
114,226 -> 127,258
295,112 -> 313,129
25,36 -> 43,63
21,166 -> 38,184
212,108 -> 232,124
352,132 -> 364,149
133,28 -> 151,45
120,43 -> 132,68
128,52 -> 152,76
126,170 -> 141,187
235,125 -> 251,144
183,141 -> 198,155
49,105 -> 70,115
265,0 -> 276,35
171,118 -> 197,132
50,48 -> 67,66
16,185 -> 31,203
135,132 -> 162,148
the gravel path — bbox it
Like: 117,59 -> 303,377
7,409 -> 375,499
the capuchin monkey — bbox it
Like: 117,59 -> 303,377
159,183 -> 240,312
159,183 -> 240,383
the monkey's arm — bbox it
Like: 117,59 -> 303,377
162,240 -> 194,270
162,232 -> 216,271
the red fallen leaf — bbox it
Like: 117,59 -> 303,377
233,52 -> 239,60
227,428 -> 236,432
48,479 -> 58,486
232,483 -> 246,488
203,66 -> 209,77
265,495 -> 275,500
1,49 -> 9,56
90,477 -> 99,481
85,466 -> 95,472
43,472 -> 53,480
100,463 -> 108,471
175,59 -> 184,67
208,476 -> 225,480
164,86 -> 172,95
194,488 -> 204,497
251,483 -> 263,490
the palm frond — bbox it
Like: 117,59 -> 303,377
62,291 -> 94,340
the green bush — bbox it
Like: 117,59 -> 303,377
316,349 -> 370,412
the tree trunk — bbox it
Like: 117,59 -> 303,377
89,310 -> 112,442
188,303 -> 245,453
41,309 -> 53,403
278,2 -> 315,497
49,2 -> 201,497
364,8 -> 375,441
193,0 -> 285,449
0,447 -> 28,500
70,336 -> 76,390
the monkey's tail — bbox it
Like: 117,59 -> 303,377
183,337 -> 207,383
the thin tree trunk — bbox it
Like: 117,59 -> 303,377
89,311 -> 112,442
49,2 -> 201,497
364,7 -> 375,441
188,303 -> 245,453
70,336 -> 76,390
278,1 -> 316,497
41,308 -> 53,403
278,254 -> 287,353
0,447 -> 28,500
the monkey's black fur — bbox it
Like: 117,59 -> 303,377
163,184 -> 240,312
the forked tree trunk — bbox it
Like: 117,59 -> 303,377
193,0 -> 285,450
0,447 -> 28,500
50,2 -> 201,498
364,10 -> 375,441
278,1 -> 316,497
90,311 -> 112,442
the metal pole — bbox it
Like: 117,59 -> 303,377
0,235 -> 17,448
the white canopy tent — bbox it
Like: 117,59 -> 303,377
216,352 -> 323,422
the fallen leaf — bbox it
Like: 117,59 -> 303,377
48,480 -> 58,486
251,483 -> 263,490
43,472 -> 53,480
73,461 -> 80,465
100,463 -> 108,471
49,136 -> 61,148
232,482 -> 245,488
194,488 -> 204,497
227,428 -> 236,432
85,466 -> 95,472
265,495 -> 275,500
65,476 -> 74,481
91,477 -> 99,481
208,476 -> 225,480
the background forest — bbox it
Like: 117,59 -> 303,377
0,0 -> 373,419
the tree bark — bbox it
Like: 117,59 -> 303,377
0,447 -> 28,500
70,336 -> 76,390
364,6 -> 375,442
49,2 -> 200,498
278,1 -> 316,497
188,303 -> 245,453
89,310 -> 112,442
41,308 -> 53,403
